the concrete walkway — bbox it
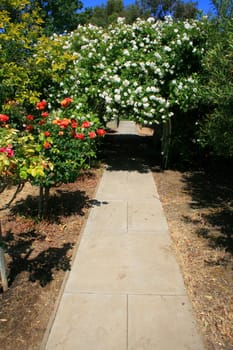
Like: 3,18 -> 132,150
43,121 -> 205,350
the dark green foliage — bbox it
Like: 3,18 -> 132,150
211,0 -> 233,18
198,18 -> 233,157
36,0 -> 83,34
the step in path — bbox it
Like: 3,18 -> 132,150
42,121 -> 205,350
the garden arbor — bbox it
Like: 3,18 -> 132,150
46,16 -> 208,167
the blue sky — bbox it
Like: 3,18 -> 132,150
82,0 -> 213,15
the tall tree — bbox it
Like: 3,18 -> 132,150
86,5 -> 108,27
106,0 -> 124,24
36,0 -> 83,34
82,0 -> 125,27
123,4 -> 146,23
173,0 -> 198,19
136,0 -> 198,19
211,0 -> 233,18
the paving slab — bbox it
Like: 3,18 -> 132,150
116,120 -> 139,134
97,170 -> 160,200
84,200 -> 127,233
128,294 -> 204,350
45,293 -> 127,350
128,200 -> 169,232
64,234 -> 185,295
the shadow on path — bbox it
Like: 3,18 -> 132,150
101,133 -> 159,172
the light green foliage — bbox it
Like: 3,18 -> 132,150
29,34 -> 77,103
0,1 -> 44,107
0,125 -> 52,191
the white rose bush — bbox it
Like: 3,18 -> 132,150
40,16 -> 208,168
45,16 -> 208,129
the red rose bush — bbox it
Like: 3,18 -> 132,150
0,97 -> 106,216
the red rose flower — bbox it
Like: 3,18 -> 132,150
82,121 -> 91,128
41,111 -> 49,118
58,118 -> 70,128
61,97 -> 73,108
38,120 -> 46,125
43,141 -> 51,149
5,147 -> 14,157
44,131 -> 51,137
25,125 -> 34,131
88,131 -> 96,138
0,114 -> 9,122
0,146 -> 14,157
26,114 -> 34,121
74,133 -> 84,140
71,119 -> 78,128
96,128 -> 106,136
36,100 -> 47,110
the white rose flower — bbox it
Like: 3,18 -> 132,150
113,75 -> 121,83
135,86 -> 142,94
105,96 -> 112,104
147,17 -> 155,23
184,22 -> 192,30
123,49 -> 130,56
123,80 -> 130,87
115,94 -> 121,102
164,46 -> 172,52
154,52 -> 161,59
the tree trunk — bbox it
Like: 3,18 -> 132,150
161,119 -> 172,170
38,186 -> 50,219
44,187 -> 50,215
38,185 -> 44,219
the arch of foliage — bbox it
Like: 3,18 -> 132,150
44,16 -> 208,167
47,16 -> 208,127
